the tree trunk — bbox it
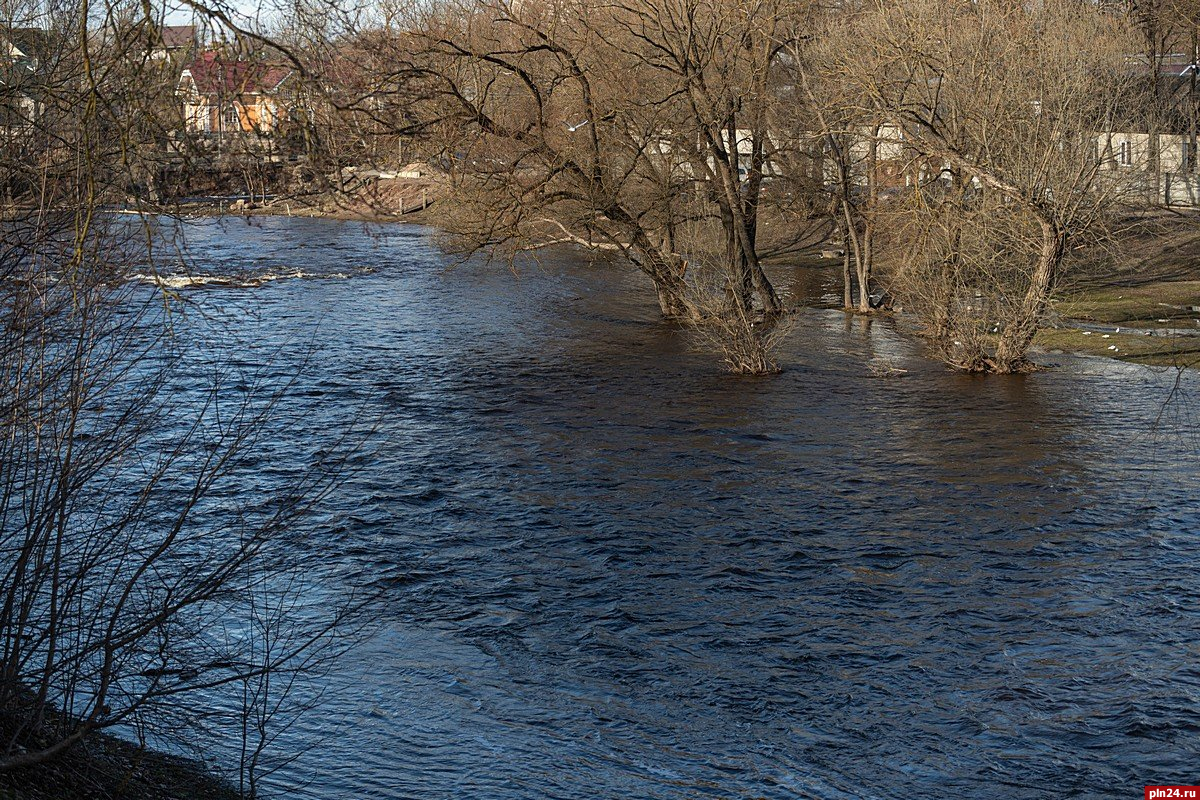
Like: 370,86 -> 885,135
745,249 -> 781,315
1142,21 -> 1165,207
604,205 -> 699,320
839,198 -> 865,310
708,120 -> 781,315
993,219 -> 1065,372
646,254 -> 697,320
1148,130 -> 1162,207
827,130 -> 866,313
857,130 -> 879,312
741,123 -> 782,315
837,216 -> 853,310
857,216 -> 874,312
1190,30 -> 1198,196
631,229 -> 698,320
722,204 -> 753,313
652,275 -> 696,320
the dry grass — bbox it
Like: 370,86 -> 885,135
1051,281 -> 1200,327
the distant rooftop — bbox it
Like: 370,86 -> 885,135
182,50 -> 292,95
159,25 -> 195,49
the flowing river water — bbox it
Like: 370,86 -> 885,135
145,215 -> 1199,799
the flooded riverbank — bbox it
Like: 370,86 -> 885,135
152,216 -> 1199,799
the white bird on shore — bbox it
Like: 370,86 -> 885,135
563,119 -> 590,132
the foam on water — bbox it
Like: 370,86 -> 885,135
130,269 -> 357,288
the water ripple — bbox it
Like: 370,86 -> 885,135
151,217 -> 1200,800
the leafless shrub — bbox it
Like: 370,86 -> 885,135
685,266 -> 795,375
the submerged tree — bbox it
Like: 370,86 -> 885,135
339,0 -> 813,322
780,0 -> 885,314
828,0 -> 1142,372
600,0 -> 805,315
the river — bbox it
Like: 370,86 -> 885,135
147,215 -> 1199,799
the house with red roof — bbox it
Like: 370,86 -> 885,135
177,50 -> 293,138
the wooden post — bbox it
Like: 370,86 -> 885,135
421,188 -> 427,208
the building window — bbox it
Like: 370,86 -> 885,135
224,104 -> 241,131
1183,140 -> 1195,174
1118,140 -> 1133,167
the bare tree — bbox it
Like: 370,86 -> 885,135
360,0 -> 702,318
826,0 -> 1141,372
599,0 -> 806,315
323,0 -> 816,321
786,2 -> 886,314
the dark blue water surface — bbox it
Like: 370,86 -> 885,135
154,215 -> 1200,799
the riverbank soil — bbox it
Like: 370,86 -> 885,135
297,175 -> 445,221
1036,209 -> 1200,367
0,731 -> 236,800
184,174 -> 446,223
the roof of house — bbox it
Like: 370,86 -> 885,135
2,27 -> 54,62
181,50 -> 292,96
160,25 -> 195,49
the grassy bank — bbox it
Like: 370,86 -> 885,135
1034,211 -> 1200,368
1034,324 -> 1200,367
